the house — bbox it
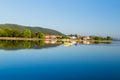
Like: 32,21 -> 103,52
45,34 -> 57,39
67,35 -> 77,40
82,36 -> 91,40
56,35 -> 62,39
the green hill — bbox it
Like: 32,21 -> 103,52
0,24 -> 63,35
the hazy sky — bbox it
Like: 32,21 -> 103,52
0,0 -> 120,38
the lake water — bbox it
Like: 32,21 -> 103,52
0,41 -> 120,80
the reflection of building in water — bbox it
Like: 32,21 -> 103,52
44,40 -> 93,46
44,40 -> 57,44
83,41 -> 91,44
71,40 -> 77,44
64,42 -> 73,47
56,41 -> 63,45
45,34 -> 57,39
63,40 -> 93,47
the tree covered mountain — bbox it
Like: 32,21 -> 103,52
0,24 -> 63,35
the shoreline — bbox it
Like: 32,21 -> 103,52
0,37 -> 47,41
0,37 -> 113,42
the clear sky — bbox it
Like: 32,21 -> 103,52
0,0 -> 120,38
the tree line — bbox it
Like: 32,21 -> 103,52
0,28 -> 45,38
90,36 -> 112,40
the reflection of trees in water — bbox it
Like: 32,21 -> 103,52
94,41 -> 111,44
63,40 -> 112,47
24,41 -> 31,49
0,40 -> 112,50
0,40 -> 59,50
39,40 -> 44,47
0,40 -> 23,49
76,41 -> 111,45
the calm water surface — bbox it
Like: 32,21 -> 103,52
0,41 -> 120,80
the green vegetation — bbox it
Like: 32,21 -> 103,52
0,24 -> 112,41
0,28 -> 22,37
91,36 -> 112,40
0,40 -> 59,50
106,36 -> 112,40
24,29 -> 31,38
0,28 -> 45,38
62,35 -> 70,39
0,24 -> 63,35
38,32 -> 45,38
24,41 -> 31,49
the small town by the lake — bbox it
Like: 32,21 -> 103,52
0,0 -> 120,80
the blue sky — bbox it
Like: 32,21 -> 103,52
0,0 -> 120,38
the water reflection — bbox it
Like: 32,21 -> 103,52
0,40 -> 60,50
63,40 -> 111,47
0,40 -> 112,50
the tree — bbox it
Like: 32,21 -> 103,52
94,36 -> 101,40
0,29 -> 7,37
3,28 -> 13,37
24,29 -> 31,38
62,35 -> 69,39
12,29 -> 22,37
38,32 -> 45,39
106,36 -> 112,40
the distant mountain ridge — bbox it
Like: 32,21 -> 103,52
0,24 -> 63,35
